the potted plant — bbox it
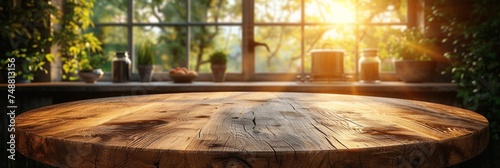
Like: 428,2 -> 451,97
209,50 -> 228,82
78,51 -> 107,83
388,27 -> 437,83
137,41 -> 155,82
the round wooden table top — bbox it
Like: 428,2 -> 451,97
16,92 -> 488,168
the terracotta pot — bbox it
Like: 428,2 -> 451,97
138,65 -> 154,82
210,64 -> 227,82
78,69 -> 104,84
395,60 -> 436,83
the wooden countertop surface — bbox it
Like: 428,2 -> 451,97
16,92 -> 486,168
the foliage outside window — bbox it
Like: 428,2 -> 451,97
255,0 -> 408,73
90,0 -> 410,79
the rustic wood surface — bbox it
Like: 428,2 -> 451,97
16,92 -> 488,168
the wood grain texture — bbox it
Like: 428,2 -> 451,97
16,92 -> 488,168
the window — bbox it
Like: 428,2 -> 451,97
91,0 -> 411,81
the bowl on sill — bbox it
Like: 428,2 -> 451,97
169,73 -> 197,83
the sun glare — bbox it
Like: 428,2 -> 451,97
307,1 -> 356,23
327,2 -> 356,23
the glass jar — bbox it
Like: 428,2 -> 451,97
112,51 -> 131,83
358,49 -> 381,83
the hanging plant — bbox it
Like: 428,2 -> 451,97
0,0 -> 57,82
54,0 -> 103,80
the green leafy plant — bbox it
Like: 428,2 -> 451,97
137,41 -> 155,66
55,0 -> 103,80
209,50 -> 228,65
431,0 -> 500,140
0,0 -> 57,81
430,0 -> 500,167
78,52 -> 107,71
387,27 -> 436,61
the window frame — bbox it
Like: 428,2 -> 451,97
93,0 -> 420,82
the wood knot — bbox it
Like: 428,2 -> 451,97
209,143 -> 223,148
103,120 -> 168,130
195,115 -> 211,119
225,159 -> 250,168
211,157 -> 251,168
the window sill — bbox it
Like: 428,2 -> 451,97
2,81 -> 458,112
8,81 -> 456,94
2,82 -> 456,96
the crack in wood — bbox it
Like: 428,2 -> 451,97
93,145 -> 98,168
153,161 -> 159,168
312,118 -> 348,149
283,140 -> 298,160
263,141 -> 280,164
252,111 -> 256,130
313,124 -> 338,150
276,95 -> 299,112
265,126 -> 277,138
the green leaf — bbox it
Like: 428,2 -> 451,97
45,54 -> 55,62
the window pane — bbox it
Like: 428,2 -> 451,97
134,26 -> 188,71
305,0 -> 356,23
92,0 -> 127,23
191,0 -> 242,23
190,26 -> 242,73
133,0 -> 187,23
304,26 -> 357,73
88,26 -> 128,72
358,0 -> 407,23
255,26 -> 301,73
255,0 -> 301,23
305,0 -> 407,24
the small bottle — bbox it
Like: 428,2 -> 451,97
112,51 -> 131,83
359,49 -> 381,83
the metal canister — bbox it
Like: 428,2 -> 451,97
112,51 -> 131,82
310,49 -> 345,81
